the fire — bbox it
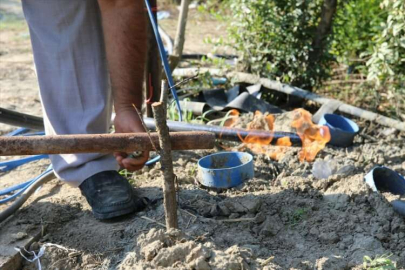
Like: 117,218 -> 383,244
291,109 -> 331,162
240,112 -> 274,146
222,108 -> 330,162
270,137 -> 292,160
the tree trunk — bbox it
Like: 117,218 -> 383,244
309,0 -> 338,64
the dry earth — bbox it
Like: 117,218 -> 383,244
1,2 -> 405,270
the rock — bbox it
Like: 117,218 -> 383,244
11,232 -> 28,241
254,212 -> 266,224
319,232 -> 340,244
323,194 -> 349,209
316,256 -> 348,270
259,215 -> 283,236
224,195 -> 262,214
149,168 -> 160,177
141,240 -> 164,261
218,203 -> 231,216
348,235 -> 386,265
209,249 -> 246,270
336,165 -> 356,176
152,241 -> 197,267
82,254 -> 98,265
309,227 -> 320,236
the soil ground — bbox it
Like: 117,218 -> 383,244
1,2 -> 405,270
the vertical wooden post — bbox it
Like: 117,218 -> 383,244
152,81 -> 178,229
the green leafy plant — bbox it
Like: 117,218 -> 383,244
363,254 -> 397,270
365,0 -> 405,118
286,208 -> 309,227
216,0 -> 331,90
331,0 -> 386,67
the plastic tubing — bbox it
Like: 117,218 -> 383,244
0,168 -> 55,223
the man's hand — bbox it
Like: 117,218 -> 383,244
114,109 -> 149,171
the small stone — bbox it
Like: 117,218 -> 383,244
254,212 -> 266,224
149,168 -> 160,176
309,227 -> 319,236
11,232 -> 28,241
259,216 -> 283,236
319,232 -> 340,244
142,240 -> 164,261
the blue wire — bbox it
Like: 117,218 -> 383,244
0,165 -> 53,204
0,155 -> 48,172
144,0 -> 183,122
4,128 -> 30,137
145,155 -> 161,166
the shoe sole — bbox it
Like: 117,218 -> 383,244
92,197 -> 148,220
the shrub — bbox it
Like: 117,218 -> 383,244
224,0 -> 331,90
331,0 -> 386,68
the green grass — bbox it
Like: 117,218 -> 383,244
363,254 -> 397,270
286,208 -> 309,228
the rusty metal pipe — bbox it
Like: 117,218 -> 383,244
0,132 -> 215,156
143,118 -> 302,145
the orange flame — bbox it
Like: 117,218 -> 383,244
220,108 -> 329,162
240,112 -> 274,145
291,109 -> 330,162
269,136 -> 292,160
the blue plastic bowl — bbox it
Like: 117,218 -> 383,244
198,152 -> 254,188
365,166 -> 405,216
318,114 -> 359,147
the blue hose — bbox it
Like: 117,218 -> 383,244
0,155 -> 48,172
0,165 -> 53,204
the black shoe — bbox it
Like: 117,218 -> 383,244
79,171 -> 146,220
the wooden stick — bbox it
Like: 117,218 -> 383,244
173,0 -> 190,58
152,81 -> 178,229
172,68 -> 405,132
140,216 -> 166,228
0,132 -> 215,156
169,0 -> 190,70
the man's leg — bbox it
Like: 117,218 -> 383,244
22,0 -> 118,187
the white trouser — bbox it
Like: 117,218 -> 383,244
22,0 -> 119,187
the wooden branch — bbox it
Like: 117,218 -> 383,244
0,132 -> 215,156
152,81 -> 178,229
169,0 -> 190,70
172,68 -> 405,132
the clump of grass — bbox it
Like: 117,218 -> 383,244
188,165 -> 198,177
363,254 -> 396,270
285,208 -> 309,228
